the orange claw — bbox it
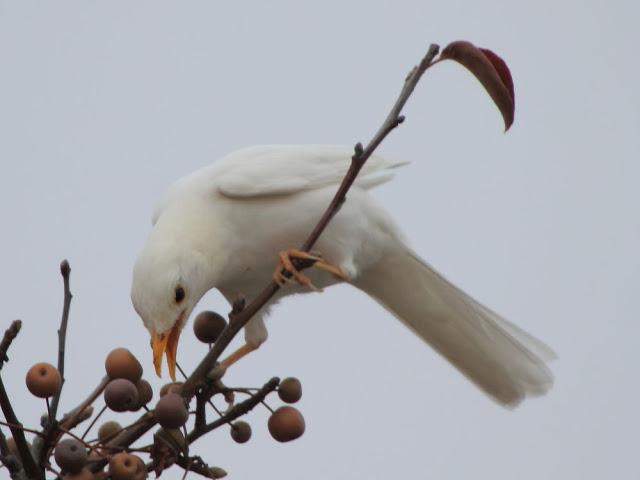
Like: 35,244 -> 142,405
272,249 -> 348,291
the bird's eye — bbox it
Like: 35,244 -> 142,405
175,286 -> 185,303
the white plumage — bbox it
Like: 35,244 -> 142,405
131,144 -> 555,407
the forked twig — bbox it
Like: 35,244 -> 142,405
0,322 -> 39,478
49,259 -> 73,422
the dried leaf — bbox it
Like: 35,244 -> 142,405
441,41 -> 515,131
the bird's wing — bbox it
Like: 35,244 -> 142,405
151,145 -> 407,225
214,145 -> 408,198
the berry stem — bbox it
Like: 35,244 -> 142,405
81,404 -> 107,441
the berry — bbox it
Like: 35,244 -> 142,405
131,379 -> 153,410
54,439 -> 87,474
230,421 -> 252,443
154,393 -> 188,429
268,406 -> 305,442
193,311 -> 227,343
98,421 -> 122,444
25,362 -> 61,398
104,379 -> 139,412
108,452 -> 147,480
105,348 -> 143,382
278,377 -> 302,403
159,382 -> 183,397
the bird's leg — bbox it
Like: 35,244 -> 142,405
220,343 -> 258,369
272,249 -> 348,290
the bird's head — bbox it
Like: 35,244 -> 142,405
131,239 -> 211,381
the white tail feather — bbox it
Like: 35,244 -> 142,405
354,243 -> 555,408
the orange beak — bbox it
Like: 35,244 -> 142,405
152,318 -> 183,381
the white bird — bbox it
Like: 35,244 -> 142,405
131,144 -> 555,407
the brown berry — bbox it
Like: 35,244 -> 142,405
105,348 -> 143,382
62,468 -> 95,480
54,439 -> 87,474
25,362 -> 61,398
278,377 -> 302,404
131,379 -> 153,410
104,379 -> 139,412
268,406 -> 305,442
98,421 -> 122,444
154,393 -> 188,429
108,452 -> 147,480
230,421 -> 252,443
193,311 -> 227,343
159,382 -> 183,397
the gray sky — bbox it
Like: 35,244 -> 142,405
1,1 -> 638,479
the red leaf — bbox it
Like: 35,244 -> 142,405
441,41 -> 515,131
479,48 -> 515,107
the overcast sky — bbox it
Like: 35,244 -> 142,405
1,1 -> 638,479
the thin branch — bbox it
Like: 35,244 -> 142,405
194,395 -> 206,431
80,405 -> 106,441
38,377 -> 108,467
301,47 -> 440,252
0,321 -> 22,371
186,377 -> 279,444
0,377 -> 39,478
88,411 -> 157,474
0,422 -> 43,437
180,457 -> 191,480
0,321 -> 40,479
181,43 -> 440,399
59,376 -> 108,432
175,456 -> 226,479
49,259 -> 72,423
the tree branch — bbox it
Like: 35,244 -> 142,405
88,411 -> 157,473
0,324 -> 40,479
187,377 -> 279,444
174,455 -> 226,479
49,259 -> 72,422
0,321 -> 22,372
37,377 -> 108,468
181,43 -> 441,399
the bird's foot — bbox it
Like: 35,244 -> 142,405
220,343 -> 258,369
272,249 -> 348,291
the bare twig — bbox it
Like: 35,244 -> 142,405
38,377 -> 108,467
181,43 -> 441,399
0,422 -> 43,437
0,320 -> 22,371
0,322 -> 40,479
80,405 -> 107,441
187,377 -> 279,444
194,395 -> 206,431
49,259 -> 72,422
0,380 -> 39,478
175,455 -> 226,479
88,411 -> 157,473
59,376 -> 108,432
145,455 -> 226,479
